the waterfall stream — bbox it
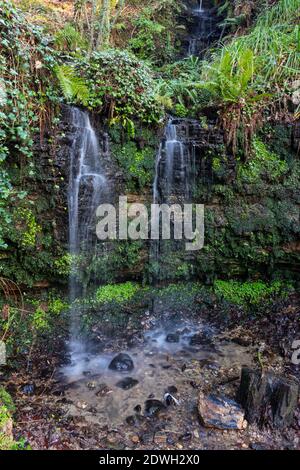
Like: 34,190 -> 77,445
68,107 -> 107,352
150,0 -> 220,281
188,0 -> 215,57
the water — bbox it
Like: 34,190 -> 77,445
153,119 -> 195,205
188,1 -> 214,57
151,119 -> 197,278
61,320 -> 254,427
68,107 -> 107,352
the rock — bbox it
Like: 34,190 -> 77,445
166,333 -> 180,343
116,377 -> 139,390
190,333 -> 213,347
76,400 -> 88,410
232,336 -> 252,347
144,399 -> 166,417
126,415 -> 136,426
130,434 -> 140,444
154,432 -> 167,445
21,384 -> 35,396
237,367 -> 299,428
179,432 -> 192,442
95,383 -> 111,396
108,353 -> 134,372
198,392 -> 246,430
164,393 -> 180,406
86,381 -> 96,390
250,442 -> 267,451
166,385 -> 178,394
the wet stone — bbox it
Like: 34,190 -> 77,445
198,392 -> 246,430
116,377 -> 139,390
126,415 -> 138,426
144,399 -> 167,417
95,383 -> 111,396
166,333 -> 180,343
108,353 -> 134,372
21,384 -> 35,396
134,404 -> 142,414
166,385 -> 178,394
190,333 -> 213,346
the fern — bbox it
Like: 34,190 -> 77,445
54,24 -> 87,52
203,48 -> 255,103
54,65 -> 90,106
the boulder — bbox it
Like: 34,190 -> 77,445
108,353 -> 134,372
198,392 -> 246,430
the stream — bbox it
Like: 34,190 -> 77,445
60,320 -> 254,428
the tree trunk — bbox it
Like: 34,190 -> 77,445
237,367 -> 299,429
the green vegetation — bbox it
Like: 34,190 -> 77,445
200,0 -> 299,155
238,137 -> 289,183
56,49 -> 163,127
0,386 -> 30,450
96,282 -> 140,304
0,388 -> 15,415
214,279 -> 291,308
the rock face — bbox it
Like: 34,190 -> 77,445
198,392 -> 246,430
237,367 -> 299,428
108,353 -> 134,372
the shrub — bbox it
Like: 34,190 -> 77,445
57,49 -> 163,126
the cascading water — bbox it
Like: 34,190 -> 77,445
150,0 -> 220,281
153,119 -> 195,205
188,0 -> 215,57
151,118 -> 197,280
68,107 -> 107,354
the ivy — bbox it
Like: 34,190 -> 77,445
75,49 -> 163,125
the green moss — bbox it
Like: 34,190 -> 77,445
0,433 -> 31,450
14,208 -> 42,249
96,282 -> 140,305
112,141 -> 155,192
0,387 -> 15,414
214,279 -> 290,307
238,138 -> 288,184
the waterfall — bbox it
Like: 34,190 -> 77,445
151,118 -> 196,280
68,107 -> 107,352
188,1 -> 214,57
153,118 -> 195,205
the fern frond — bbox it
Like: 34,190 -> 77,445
54,24 -> 87,52
54,65 -> 90,106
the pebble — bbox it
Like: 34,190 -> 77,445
130,435 -> 140,444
